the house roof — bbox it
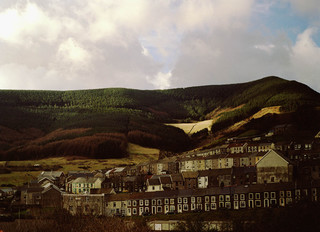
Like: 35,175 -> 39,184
256,149 -> 292,166
25,187 -> 44,193
148,178 -> 161,186
0,188 -> 15,193
39,171 -> 64,178
181,171 -> 198,179
228,143 -> 247,148
160,176 -> 172,185
42,183 -> 62,194
106,181 -> 320,202
171,174 -> 184,182
232,166 -> 256,175
71,177 -> 104,184
123,176 -> 137,182
90,188 -> 116,194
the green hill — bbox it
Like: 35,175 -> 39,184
0,76 -> 320,160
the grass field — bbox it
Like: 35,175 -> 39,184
0,143 -> 159,186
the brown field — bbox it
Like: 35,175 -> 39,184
0,143 -> 159,186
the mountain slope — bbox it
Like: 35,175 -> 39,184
0,76 -> 320,160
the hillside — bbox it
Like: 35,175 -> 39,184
1,76 -> 320,160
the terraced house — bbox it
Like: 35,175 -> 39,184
66,177 -> 104,194
95,182 -> 320,217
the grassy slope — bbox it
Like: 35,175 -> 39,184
0,76 -> 320,160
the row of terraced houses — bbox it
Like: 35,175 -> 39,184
11,134 -> 320,218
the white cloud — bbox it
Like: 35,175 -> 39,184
57,38 -> 91,69
0,2 -> 61,44
0,0 -> 319,93
289,27 -> 320,90
147,71 -> 172,90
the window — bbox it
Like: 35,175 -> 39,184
205,203 -> 210,211
145,200 -> 149,206
211,196 -> 216,202
170,205 -> 175,211
219,202 -> 224,208
133,200 -> 137,206
271,192 -> 276,199
234,201 -> 239,209
205,196 -> 209,203
191,197 -> 195,203
249,193 -> 253,199
197,197 -> 202,203
219,195 -> 224,202
170,199 -> 175,204
127,208 -> 131,215
225,195 -> 230,202
133,208 -> 137,215
211,203 -> 217,210
240,194 -> 245,201
255,193 -> 260,199
234,194 -> 238,201
295,189 -> 301,200
286,191 -> 291,198
183,204 -> 188,211
264,192 -> 269,199
240,201 -> 246,208
157,206 -> 162,213
178,198 -> 182,203
255,200 -> 261,207
225,202 -> 231,209
165,198 -> 169,204
183,198 -> 188,203
191,203 -> 196,210
157,199 -> 162,205
280,191 -> 285,198
152,199 -> 156,205
139,200 -> 144,206
313,188 -> 317,195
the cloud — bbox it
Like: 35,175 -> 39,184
289,27 -> 320,91
0,0 -> 319,93
57,38 -> 92,71
284,0 -> 320,18
0,2 -> 61,44
147,71 -> 172,89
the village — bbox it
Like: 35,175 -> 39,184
1,126 -> 320,222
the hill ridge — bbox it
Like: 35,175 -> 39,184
0,76 -> 320,160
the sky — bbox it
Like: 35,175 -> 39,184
0,0 -> 320,92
